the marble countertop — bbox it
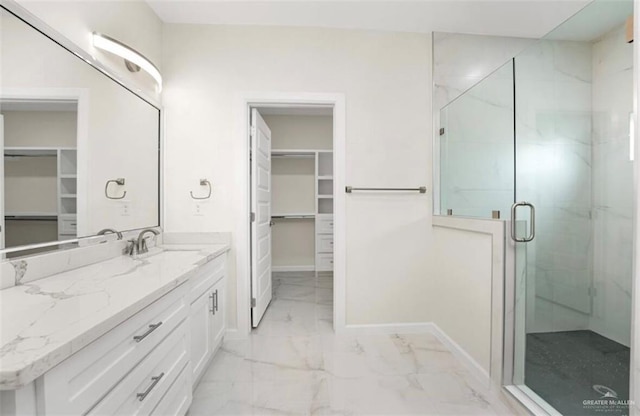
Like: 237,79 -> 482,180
0,243 -> 229,390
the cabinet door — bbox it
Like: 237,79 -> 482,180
210,278 -> 226,350
189,287 -> 214,385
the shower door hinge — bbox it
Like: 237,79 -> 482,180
251,298 -> 256,308
250,212 -> 256,222
439,128 -> 445,136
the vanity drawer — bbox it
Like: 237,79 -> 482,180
88,320 -> 189,416
316,253 -> 334,271
151,365 -> 192,416
59,217 -> 77,234
316,216 -> 334,234
39,284 -> 188,415
316,234 -> 334,253
188,255 -> 226,304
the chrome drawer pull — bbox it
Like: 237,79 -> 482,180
137,372 -> 164,401
214,289 -> 219,312
133,322 -> 162,342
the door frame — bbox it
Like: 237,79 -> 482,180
234,92 -> 346,337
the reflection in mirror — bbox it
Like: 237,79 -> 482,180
3,99 -> 78,256
0,5 -> 161,257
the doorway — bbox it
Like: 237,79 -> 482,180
250,106 -> 335,331
240,95 -> 345,336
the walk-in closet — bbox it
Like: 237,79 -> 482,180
262,109 -> 334,273
1,103 -> 78,255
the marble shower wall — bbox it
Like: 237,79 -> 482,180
589,25 -> 634,347
515,38 -> 594,334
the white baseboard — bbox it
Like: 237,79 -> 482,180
343,322 -> 437,335
272,265 -> 315,272
342,322 -> 490,389
428,323 -> 491,389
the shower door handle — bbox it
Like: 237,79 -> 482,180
510,201 -> 535,242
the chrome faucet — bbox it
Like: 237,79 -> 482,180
136,229 -> 160,255
98,228 -> 123,240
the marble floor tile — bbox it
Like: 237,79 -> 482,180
275,283 -> 317,303
190,271 -> 508,415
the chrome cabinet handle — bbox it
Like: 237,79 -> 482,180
137,372 -> 164,401
214,289 -> 219,312
209,293 -> 215,314
510,202 -> 535,242
133,322 -> 162,342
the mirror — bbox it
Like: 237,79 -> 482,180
0,6 -> 160,256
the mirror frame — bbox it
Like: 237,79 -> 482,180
0,0 -> 163,256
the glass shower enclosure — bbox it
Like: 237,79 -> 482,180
439,0 -> 635,414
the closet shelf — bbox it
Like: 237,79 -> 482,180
5,212 -> 58,220
60,194 -> 77,198
271,213 -> 315,219
317,195 -> 334,199
318,175 -> 333,180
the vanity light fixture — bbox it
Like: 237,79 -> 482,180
92,32 -> 162,91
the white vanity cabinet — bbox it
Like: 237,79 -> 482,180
37,283 -> 192,416
0,248 -> 229,416
188,255 -> 227,386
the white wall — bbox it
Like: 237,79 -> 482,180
3,111 -> 76,148
432,226 -> 492,372
15,0 -> 163,101
431,216 -> 505,381
4,156 -> 57,214
265,115 -> 333,150
162,25 -> 432,329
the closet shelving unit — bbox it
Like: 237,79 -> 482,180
270,148 -> 333,272
315,151 -> 334,271
57,148 -> 77,240
3,146 -> 77,241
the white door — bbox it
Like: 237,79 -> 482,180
250,109 -> 272,327
0,115 -> 5,250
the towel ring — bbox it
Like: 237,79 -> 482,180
190,179 -> 212,200
105,178 -> 127,200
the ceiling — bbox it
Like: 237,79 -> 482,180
146,0 -> 591,39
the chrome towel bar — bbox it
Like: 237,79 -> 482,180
345,186 -> 427,193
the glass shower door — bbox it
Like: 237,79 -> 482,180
510,1 -> 634,413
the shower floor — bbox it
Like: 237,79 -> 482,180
525,330 -> 630,416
